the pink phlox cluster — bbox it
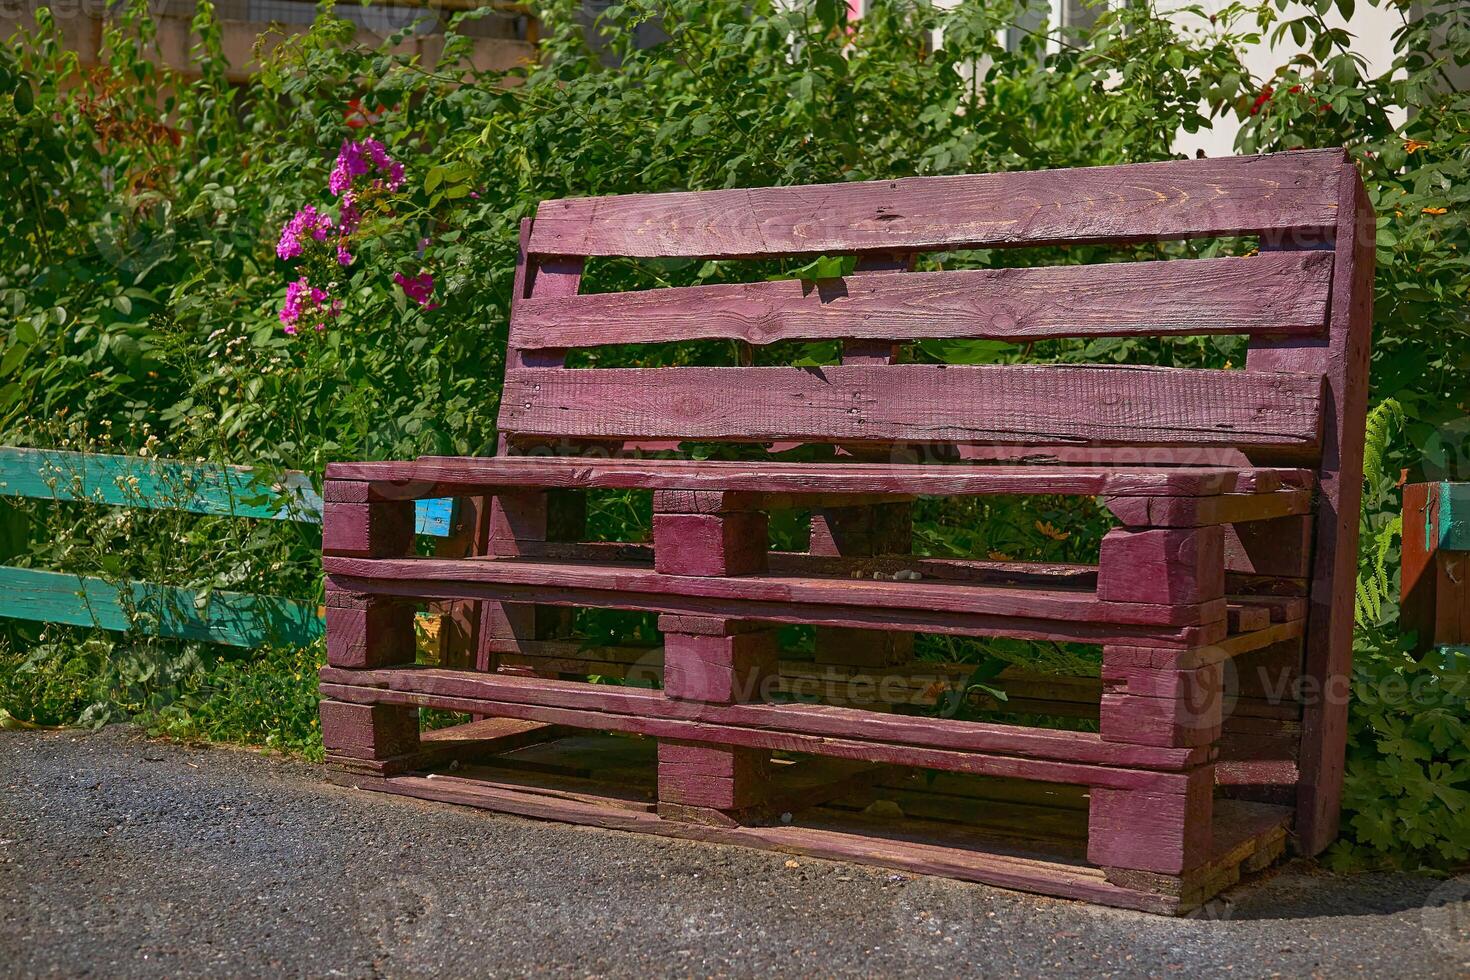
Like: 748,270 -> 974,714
329,137 -> 405,197
276,205 -> 333,261
278,277 -> 339,335
394,271 -> 439,310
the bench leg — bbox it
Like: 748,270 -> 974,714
320,700 -> 421,777
810,502 -> 913,673
1088,765 -> 1215,876
657,615 -> 776,825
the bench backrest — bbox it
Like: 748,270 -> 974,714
498,148 -> 1371,469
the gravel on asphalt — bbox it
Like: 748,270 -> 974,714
2,726 -> 1468,978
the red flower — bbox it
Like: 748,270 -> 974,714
1250,86 -> 1274,116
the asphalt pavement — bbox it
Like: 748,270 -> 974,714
2,726 -> 1468,978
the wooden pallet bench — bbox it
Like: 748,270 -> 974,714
318,148 -> 1373,914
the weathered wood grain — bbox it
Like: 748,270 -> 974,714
661,623 -> 777,704
320,677 -> 1196,792
324,600 -> 415,669
317,665 -> 1205,770
1087,768 -> 1215,874
330,456 -> 1279,498
1103,490 -> 1314,527
512,252 -> 1332,350
652,512 -> 769,576
321,501 -> 414,558
1248,162 -> 1375,855
0,565 -> 321,648
319,700 -> 419,760
1097,527 -> 1225,605
325,565 -> 1228,647
499,364 -> 1324,450
323,555 -> 1225,627
528,150 -> 1345,258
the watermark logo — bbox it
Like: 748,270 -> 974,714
1422,875 -> 1470,961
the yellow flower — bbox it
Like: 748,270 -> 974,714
1422,207 -> 1448,216
1404,138 -> 1431,154
1035,520 -> 1070,541
988,550 -> 1012,561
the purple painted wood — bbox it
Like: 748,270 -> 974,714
318,676 -> 1197,792
321,501 -> 414,558
316,665 -> 1208,771
327,457 -> 1271,498
324,601 -> 415,669
1087,768 -> 1215,874
322,555 -> 1227,627
1248,161 -> 1376,855
498,364 -> 1325,450
512,252 -> 1332,350
1096,527 -> 1225,606
528,150 -> 1344,258
652,512 -> 769,577
318,151 -> 1372,901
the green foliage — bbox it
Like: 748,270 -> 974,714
0,0 -> 1467,866
1330,634 -> 1470,870
1356,399 -> 1403,627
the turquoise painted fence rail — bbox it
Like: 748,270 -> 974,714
0,446 -> 456,647
0,446 -> 454,534
0,566 -> 323,648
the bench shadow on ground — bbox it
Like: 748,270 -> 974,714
1196,860 -> 1455,922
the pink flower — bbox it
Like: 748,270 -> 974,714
339,191 -> 360,234
394,271 -> 439,310
336,243 -> 354,267
329,140 -> 370,196
329,138 -> 405,197
276,205 -> 333,261
279,277 -> 340,334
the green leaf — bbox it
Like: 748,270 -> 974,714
12,78 -> 33,115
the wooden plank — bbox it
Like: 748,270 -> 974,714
0,565 -> 321,648
350,771 -> 1184,913
317,665 -> 1206,771
1248,164 -> 1374,856
511,252 -> 1332,350
0,446 -> 454,536
528,149 -> 1345,258
1104,490 -> 1313,527
323,555 -> 1223,627
498,365 -> 1324,451
330,456 -> 1275,498
320,677 -> 1195,792
325,565 -> 1226,647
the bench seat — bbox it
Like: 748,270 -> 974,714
327,456 -> 1313,500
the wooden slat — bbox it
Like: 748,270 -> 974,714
319,665 -> 1203,772
0,446 -> 454,537
325,566 -> 1224,647
324,555 -> 1221,627
529,150 -> 1345,258
511,252 -> 1332,350
329,457 -> 1295,497
498,365 -> 1324,451
0,565 -> 321,648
